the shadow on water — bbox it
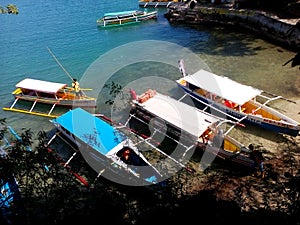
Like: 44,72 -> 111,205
173,23 -> 267,57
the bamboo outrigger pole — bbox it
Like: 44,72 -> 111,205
46,47 -> 74,81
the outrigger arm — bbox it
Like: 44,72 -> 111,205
260,91 -> 297,104
123,114 -> 195,173
178,91 -> 241,123
127,113 -> 194,150
223,115 -> 248,136
9,97 -> 19,109
3,97 -> 60,118
48,103 -> 57,116
29,99 -> 38,112
47,131 -> 79,167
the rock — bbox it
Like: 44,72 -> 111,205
164,2 -> 300,49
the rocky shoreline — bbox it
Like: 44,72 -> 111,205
164,1 -> 300,50
162,1 -> 300,223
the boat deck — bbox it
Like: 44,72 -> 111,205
134,91 -> 220,138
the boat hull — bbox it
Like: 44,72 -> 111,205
13,94 -> 96,108
97,11 -> 157,27
177,83 -> 300,137
198,143 -> 253,168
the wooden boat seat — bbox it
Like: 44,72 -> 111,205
223,140 -> 239,152
243,102 -> 281,120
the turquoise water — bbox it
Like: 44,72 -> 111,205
1,0 -> 299,135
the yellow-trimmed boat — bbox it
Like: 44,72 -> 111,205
3,78 -> 96,118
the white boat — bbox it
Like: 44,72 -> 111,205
129,89 -> 255,168
3,78 -> 96,118
139,0 -> 176,8
176,59 -> 300,137
96,10 -> 157,27
48,108 -> 163,186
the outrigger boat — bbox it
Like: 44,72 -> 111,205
176,59 -> 300,137
96,9 -> 157,28
139,0 -> 176,8
0,176 -> 21,224
3,78 -> 96,118
128,89 -> 255,168
48,108 -> 163,186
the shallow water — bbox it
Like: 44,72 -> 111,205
1,0 -> 299,140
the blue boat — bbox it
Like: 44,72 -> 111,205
49,108 -> 162,186
176,59 -> 300,137
0,177 -> 22,224
0,126 -> 23,224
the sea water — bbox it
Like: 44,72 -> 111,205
0,0 -> 299,138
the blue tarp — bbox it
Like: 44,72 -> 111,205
51,108 -> 125,155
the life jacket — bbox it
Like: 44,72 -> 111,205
72,81 -> 80,92
123,149 -> 130,161
224,100 -> 237,108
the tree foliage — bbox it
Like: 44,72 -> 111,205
1,113 -> 300,225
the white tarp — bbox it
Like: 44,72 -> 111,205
139,92 -> 220,138
180,69 -> 262,106
16,78 -> 67,94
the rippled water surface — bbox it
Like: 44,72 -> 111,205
1,0 -> 299,136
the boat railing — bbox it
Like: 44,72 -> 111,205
252,95 -> 285,119
178,92 -> 241,123
260,91 -> 297,104
223,115 -> 248,136
125,113 -> 195,150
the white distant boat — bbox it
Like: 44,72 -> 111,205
138,0 -> 177,8
96,10 -> 158,28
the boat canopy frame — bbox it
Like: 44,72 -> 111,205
15,78 -> 67,94
181,69 -> 263,106
134,92 -> 221,138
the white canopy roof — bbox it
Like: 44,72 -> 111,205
180,69 -> 262,106
139,92 -> 220,138
16,78 -> 67,94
